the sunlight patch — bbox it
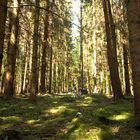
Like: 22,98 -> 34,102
26,119 -> 40,124
0,116 -> 22,130
48,106 -> 66,114
111,126 -> 120,134
111,112 -> 131,121
0,123 -> 14,130
1,116 -> 22,122
53,101 -> 58,104
78,96 -> 93,107
84,96 -> 92,103
84,127 -> 101,140
68,124 -> 101,140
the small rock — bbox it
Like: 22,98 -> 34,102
75,112 -> 83,118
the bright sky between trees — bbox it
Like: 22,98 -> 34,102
72,0 -> 80,37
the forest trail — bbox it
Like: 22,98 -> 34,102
0,94 -> 139,140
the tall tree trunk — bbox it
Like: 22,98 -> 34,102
3,0 -> 20,98
80,1 -> 84,90
20,45 -> 27,94
48,0 -> 55,94
53,59 -> 56,93
21,43 -> 29,95
0,0 -> 8,76
126,0 -> 140,125
121,0 -> 131,96
30,0 -> 40,100
123,44 -> 131,96
93,29 -> 97,93
49,44 -> 53,94
92,0 -> 97,93
102,0 -> 123,101
57,62 -> 60,93
66,53 -> 70,92
40,0 -> 50,93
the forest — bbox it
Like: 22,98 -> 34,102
0,0 -> 140,139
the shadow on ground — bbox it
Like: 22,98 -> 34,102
0,94 -> 139,140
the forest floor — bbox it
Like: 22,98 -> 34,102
0,93 -> 139,140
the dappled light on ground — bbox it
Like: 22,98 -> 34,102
47,106 -> 66,114
0,94 -> 139,140
110,126 -> 120,134
110,112 -> 131,121
77,96 -> 93,107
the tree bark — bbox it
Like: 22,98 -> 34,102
40,0 -> 50,93
53,59 -> 56,93
102,0 -> 123,101
4,0 -> 20,98
49,43 -> 53,94
126,0 -> 140,125
80,1 -> 84,90
123,44 -> 131,96
0,0 -> 8,76
30,0 -> 40,100
48,0 -> 55,94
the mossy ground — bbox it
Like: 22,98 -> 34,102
0,93 -> 139,140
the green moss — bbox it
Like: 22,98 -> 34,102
0,94 -> 136,140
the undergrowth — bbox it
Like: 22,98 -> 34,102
0,94 -> 139,140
